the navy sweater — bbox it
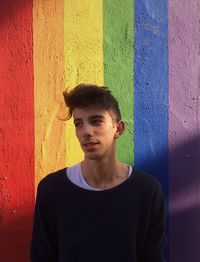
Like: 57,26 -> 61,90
30,168 -> 166,262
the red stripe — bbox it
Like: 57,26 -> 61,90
0,1 -> 34,261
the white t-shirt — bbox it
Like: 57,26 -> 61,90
66,162 -> 133,191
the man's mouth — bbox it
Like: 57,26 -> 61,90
82,141 -> 99,148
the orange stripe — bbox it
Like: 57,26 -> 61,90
33,0 -> 66,187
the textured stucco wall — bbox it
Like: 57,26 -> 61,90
169,1 -> 200,262
134,1 -> 169,259
33,0 -> 66,186
0,1 -> 200,262
103,0 -> 134,164
64,0 -> 103,166
0,1 -> 34,262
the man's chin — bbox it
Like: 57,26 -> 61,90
84,152 -> 102,161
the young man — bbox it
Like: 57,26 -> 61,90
31,84 -> 166,261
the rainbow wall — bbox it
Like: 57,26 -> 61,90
0,1 -> 200,261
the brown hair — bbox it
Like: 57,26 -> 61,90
63,84 -> 121,121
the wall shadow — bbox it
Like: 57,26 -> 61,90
1,136 -> 200,261
0,1 -> 32,25
134,135 -> 200,262
0,209 -> 33,262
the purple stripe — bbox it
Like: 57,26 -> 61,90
169,1 -> 200,261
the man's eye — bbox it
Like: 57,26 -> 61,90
74,122 -> 82,128
91,119 -> 102,125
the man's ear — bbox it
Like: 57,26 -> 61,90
114,120 -> 125,139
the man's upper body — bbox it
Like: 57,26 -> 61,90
30,84 -> 166,261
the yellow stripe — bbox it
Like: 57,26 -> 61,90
33,0 -> 66,188
64,0 -> 104,165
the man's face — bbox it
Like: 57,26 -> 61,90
73,107 -> 120,161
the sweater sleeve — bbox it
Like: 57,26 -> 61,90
30,181 -> 58,262
142,182 -> 166,262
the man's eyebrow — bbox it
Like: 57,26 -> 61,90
89,115 -> 105,120
73,115 -> 105,123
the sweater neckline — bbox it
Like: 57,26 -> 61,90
62,166 -> 136,194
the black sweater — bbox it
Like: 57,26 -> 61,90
30,168 -> 166,262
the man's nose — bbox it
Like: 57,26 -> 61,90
82,123 -> 93,137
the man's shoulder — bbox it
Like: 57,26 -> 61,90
133,168 -> 163,195
37,167 -> 68,192
129,168 -> 165,209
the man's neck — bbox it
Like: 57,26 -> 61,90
81,158 -> 129,190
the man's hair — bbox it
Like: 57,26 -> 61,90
63,83 -> 121,121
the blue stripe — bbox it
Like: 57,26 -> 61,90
134,0 -> 169,258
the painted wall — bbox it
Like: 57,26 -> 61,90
0,1 -> 199,261
0,1 -> 34,261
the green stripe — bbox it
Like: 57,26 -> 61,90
103,0 -> 134,164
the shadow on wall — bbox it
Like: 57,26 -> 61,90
1,137 -> 200,261
169,135 -> 200,262
135,135 -> 200,262
0,1 -> 32,23
0,210 -> 33,262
